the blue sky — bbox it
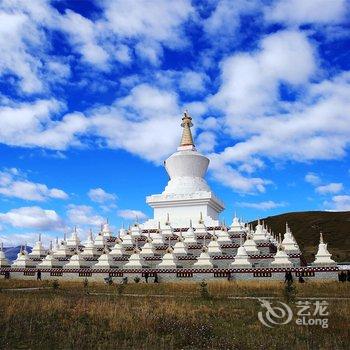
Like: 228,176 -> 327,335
0,0 -> 349,246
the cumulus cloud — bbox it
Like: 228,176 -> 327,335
209,155 -> 269,193
266,0 -> 347,25
211,29 -> 316,119
324,195 -> 350,211
237,200 -> 286,210
0,0 -> 194,94
209,42 -> 350,184
0,99 -> 89,150
117,209 -> 147,221
203,0 -> 259,47
88,188 -> 117,203
90,83 -> 182,163
0,206 -> 64,230
305,172 -> 321,186
0,168 -> 68,201
66,205 -> 104,227
316,183 -> 343,195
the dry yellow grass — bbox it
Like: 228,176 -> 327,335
0,279 -> 349,349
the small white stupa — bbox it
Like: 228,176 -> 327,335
172,230 -> 188,256
0,242 -> 10,267
66,227 -> 81,248
243,228 -> 260,255
270,234 -> 293,267
29,233 -> 47,258
52,237 -> 60,253
282,223 -> 300,254
81,229 -> 99,257
110,242 -> 126,257
231,234 -> 252,268
120,229 -> 134,248
157,245 -> 177,268
151,222 -> 165,246
124,245 -> 144,269
195,212 -> 207,237
228,213 -> 244,234
119,224 -> 128,238
193,241 -> 213,268
65,246 -> 89,268
216,225 -> 232,244
313,232 -> 336,266
38,242 -> 62,268
130,222 -> 142,238
54,234 -> 72,258
207,233 -> 222,256
253,220 -> 268,242
94,246 -> 115,268
12,245 -> 35,268
101,220 -> 113,237
140,233 -> 156,257
183,220 -> 197,245
161,213 -> 174,238
94,230 -> 106,249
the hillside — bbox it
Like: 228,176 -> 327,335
250,211 -> 350,263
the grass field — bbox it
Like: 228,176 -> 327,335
0,279 -> 349,349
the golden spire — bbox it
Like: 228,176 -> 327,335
180,110 -> 194,147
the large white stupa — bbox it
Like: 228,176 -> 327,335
144,111 -> 224,228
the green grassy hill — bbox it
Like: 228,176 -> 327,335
250,211 -> 350,263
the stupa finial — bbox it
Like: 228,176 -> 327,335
179,110 -> 194,147
320,232 -> 324,244
199,211 -> 203,224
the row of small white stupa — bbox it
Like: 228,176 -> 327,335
0,215 -> 336,269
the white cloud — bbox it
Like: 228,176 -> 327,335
210,61 -> 350,181
59,9 -> 109,69
102,0 -> 193,48
0,99 -> 89,150
91,83 -> 182,163
88,188 -> 117,203
305,172 -> 321,186
0,168 -> 68,201
66,205 -> 103,226
266,0 -> 347,25
117,209 -> 147,221
0,1 -> 72,93
0,206 -> 64,230
316,182 -> 343,195
209,155 -> 269,193
238,200 -> 286,210
203,0 -> 259,46
196,131 -> 216,153
212,29 -> 316,120
324,195 -> 350,211
59,0 -> 193,67
179,71 -> 207,93
0,0 -> 194,93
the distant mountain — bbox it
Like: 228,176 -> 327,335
3,246 -> 32,262
250,211 -> 350,263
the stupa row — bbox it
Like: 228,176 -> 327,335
0,112 -> 338,281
